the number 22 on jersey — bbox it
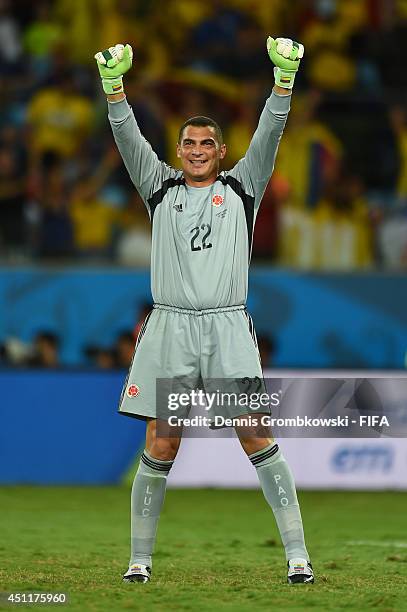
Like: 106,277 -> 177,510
190,224 -> 212,251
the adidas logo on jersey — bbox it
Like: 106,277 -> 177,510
173,203 -> 183,213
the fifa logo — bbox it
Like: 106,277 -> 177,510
142,485 -> 153,516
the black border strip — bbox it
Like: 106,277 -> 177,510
147,177 -> 185,221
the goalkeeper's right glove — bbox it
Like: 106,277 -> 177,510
94,43 -> 133,95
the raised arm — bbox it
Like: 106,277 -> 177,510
95,44 -> 173,216
230,37 -> 304,209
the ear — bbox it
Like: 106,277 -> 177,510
176,143 -> 181,158
219,144 -> 226,160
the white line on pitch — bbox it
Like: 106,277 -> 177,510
346,540 -> 407,548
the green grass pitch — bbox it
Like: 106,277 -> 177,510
0,487 -> 406,611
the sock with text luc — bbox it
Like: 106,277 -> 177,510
130,449 -> 174,568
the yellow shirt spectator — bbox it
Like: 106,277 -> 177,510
313,198 -> 372,270
70,196 -> 118,251
274,94 -> 342,209
27,86 -> 93,158
395,129 -> 407,197
278,196 -> 372,270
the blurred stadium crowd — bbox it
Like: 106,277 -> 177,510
1,0 -> 407,270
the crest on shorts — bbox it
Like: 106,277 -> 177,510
127,384 -> 140,398
212,194 -> 224,207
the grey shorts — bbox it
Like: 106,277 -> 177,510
118,304 -> 266,421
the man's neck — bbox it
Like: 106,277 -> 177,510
184,176 -> 218,188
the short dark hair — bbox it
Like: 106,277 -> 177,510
178,116 -> 223,145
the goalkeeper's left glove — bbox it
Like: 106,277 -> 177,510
267,37 -> 304,89
94,43 -> 133,95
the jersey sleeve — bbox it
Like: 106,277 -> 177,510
108,98 -> 177,217
228,91 -> 291,210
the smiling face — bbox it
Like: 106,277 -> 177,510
176,125 -> 226,187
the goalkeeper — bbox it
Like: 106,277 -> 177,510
95,37 -> 314,585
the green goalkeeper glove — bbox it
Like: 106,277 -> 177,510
94,43 -> 133,95
267,37 -> 304,89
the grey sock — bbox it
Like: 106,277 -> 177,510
249,443 -> 309,561
130,449 -> 174,568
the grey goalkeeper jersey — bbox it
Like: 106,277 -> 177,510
108,92 -> 290,309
